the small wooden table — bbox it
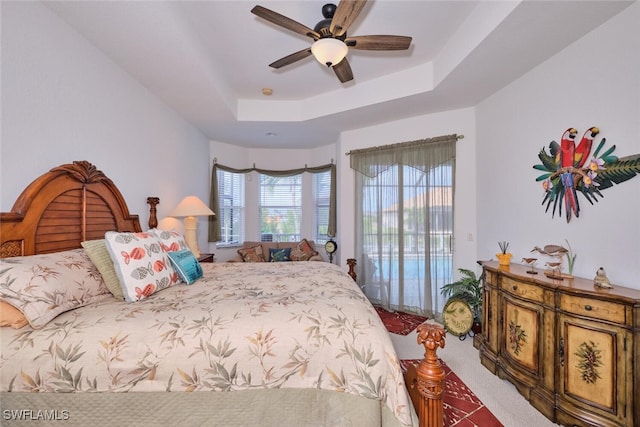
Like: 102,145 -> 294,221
197,253 -> 214,263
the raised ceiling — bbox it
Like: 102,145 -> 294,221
44,1 -> 633,149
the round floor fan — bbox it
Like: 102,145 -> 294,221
251,1 -> 412,83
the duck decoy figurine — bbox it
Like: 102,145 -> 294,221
531,244 -> 568,257
532,244 -> 569,278
545,261 -> 562,277
521,258 -> 538,274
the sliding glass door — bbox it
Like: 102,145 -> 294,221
355,162 -> 453,318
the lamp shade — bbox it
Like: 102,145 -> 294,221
168,196 -> 214,259
311,38 -> 348,67
169,196 -> 214,218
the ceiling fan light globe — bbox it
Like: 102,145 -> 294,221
311,38 -> 348,68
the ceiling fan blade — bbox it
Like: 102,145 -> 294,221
251,5 -> 320,40
330,0 -> 368,37
333,58 -> 354,83
345,35 -> 412,50
269,48 -> 313,69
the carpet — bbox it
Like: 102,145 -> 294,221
374,305 -> 428,336
400,359 -> 503,427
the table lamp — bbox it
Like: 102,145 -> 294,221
169,196 -> 214,258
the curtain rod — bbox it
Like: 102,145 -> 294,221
344,134 -> 464,156
213,158 -> 333,167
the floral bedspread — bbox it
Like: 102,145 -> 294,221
1,262 -> 414,426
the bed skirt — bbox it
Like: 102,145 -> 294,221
0,389 -> 415,427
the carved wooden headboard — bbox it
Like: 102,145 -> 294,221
0,161 -> 144,257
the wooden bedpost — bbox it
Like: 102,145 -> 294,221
147,197 -> 159,229
404,323 -> 446,427
346,258 -> 357,281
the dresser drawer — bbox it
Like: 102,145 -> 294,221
559,294 -> 626,324
502,277 -> 544,303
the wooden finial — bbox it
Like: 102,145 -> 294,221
146,197 -> 160,229
412,323 -> 446,427
346,258 -> 357,281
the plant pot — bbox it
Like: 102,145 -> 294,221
496,252 -> 512,266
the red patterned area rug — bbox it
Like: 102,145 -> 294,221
400,359 -> 504,427
375,306 -> 428,336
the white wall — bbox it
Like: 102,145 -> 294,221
476,2 -> 640,288
1,2 -> 211,248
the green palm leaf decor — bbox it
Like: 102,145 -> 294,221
533,128 -> 640,222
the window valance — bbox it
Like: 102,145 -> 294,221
348,134 -> 458,178
209,162 -> 336,242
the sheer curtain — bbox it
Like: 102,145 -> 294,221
350,135 -> 457,319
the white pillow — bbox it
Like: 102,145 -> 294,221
104,231 -> 180,302
149,228 -> 190,253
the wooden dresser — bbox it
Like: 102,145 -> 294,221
476,261 -> 639,427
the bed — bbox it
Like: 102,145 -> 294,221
0,161 -> 444,427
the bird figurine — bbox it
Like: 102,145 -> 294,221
545,261 -> 563,278
593,267 -> 612,289
532,244 -> 568,278
574,127 -> 600,168
521,258 -> 538,274
559,128 -> 580,221
534,127 -> 640,223
531,244 -> 568,257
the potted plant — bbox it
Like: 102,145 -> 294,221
441,268 -> 483,334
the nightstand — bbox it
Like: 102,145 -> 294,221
197,253 -> 214,263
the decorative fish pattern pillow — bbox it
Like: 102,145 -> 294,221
105,231 -> 180,302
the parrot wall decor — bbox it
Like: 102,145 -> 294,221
533,127 -> 640,223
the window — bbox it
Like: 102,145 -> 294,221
216,169 -> 244,245
211,163 -> 335,246
258,174 -> 301,242
314,170 -> 331,245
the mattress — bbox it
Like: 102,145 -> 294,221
1,262 -> 417,426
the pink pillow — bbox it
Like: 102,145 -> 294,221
0,301 -> 29,329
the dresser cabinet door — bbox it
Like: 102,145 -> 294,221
557,313 -> 631,426
501,293 -> 542,379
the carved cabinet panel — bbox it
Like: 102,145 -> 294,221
557,309 -> 632,426
501,295 -> 541,376
476,261 -> 639,427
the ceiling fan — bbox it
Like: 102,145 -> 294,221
251,1 -> 412,83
